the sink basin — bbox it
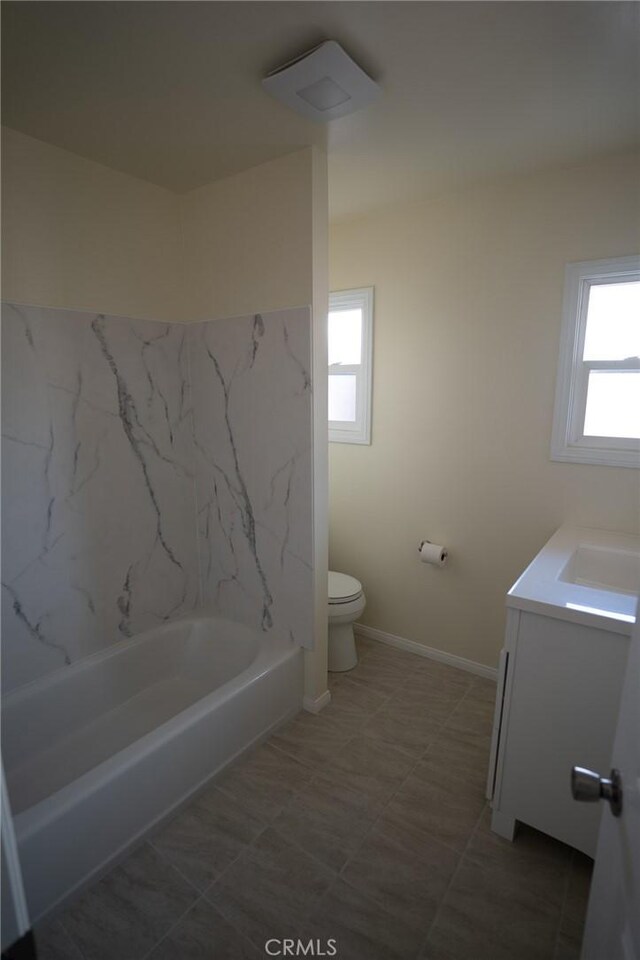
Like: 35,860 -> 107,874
559,544 -> 640,595
507,525 -> 640,634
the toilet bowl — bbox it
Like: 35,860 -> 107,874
328,571 -> 366,672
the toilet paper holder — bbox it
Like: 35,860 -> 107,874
418,540 -> 449,567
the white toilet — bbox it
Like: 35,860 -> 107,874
328,571 -> 366,672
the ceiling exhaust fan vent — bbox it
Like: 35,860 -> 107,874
262,40 -> 381,122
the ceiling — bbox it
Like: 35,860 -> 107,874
2,1 -> 639,221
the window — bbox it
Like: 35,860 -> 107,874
551,256 -> 640,468
328,287 -> 373,444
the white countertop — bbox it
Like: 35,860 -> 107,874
507,525 -> 640,636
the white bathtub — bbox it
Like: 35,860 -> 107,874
1,616 -> 303,922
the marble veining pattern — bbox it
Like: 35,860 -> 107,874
1,303 -> 198,692
1,302 -> 313,694
189,308 -> 313,647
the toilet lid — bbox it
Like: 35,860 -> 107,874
329,571 -> 362,603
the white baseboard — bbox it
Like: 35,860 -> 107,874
354,623 -> 497,681
303,689 -> 332,714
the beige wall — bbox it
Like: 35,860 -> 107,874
329,153 -> 640,670
180,149 -> 314,322
2,129 -> 321,326
1,127 -> 183,323
2,129 -> 320,325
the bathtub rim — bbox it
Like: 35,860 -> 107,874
2,612 -> 263,704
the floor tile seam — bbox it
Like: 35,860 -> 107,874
157,815 -> 272,903
146,837 -> 215,898
439,692 -> 494,739
395,701 -> 470,732
359,693 -> 396,723
554,850 -> 576,955
200,859 -> 327,946
208,768 -> 307,827
199,814 -> 340,900
196,890 -> 260,948
367,713 -> 433,804
208,819 -> 274,883
412,719 -> 452,762
322,718 -> 427,817
352,652 -> 419,675
392,677 -> 472,720
263,820 -> 342,884
463,836 -> 576,882
334,867 -> 431,945
358,727 -> 442,765
213,751 -> 313,817
331,787 -> 405,884
301,870 -> 346,930
364,681 -> 462,716
56,917 -> 89,960
440,681 -> 478,725
336,675 -> 409,729
362,651 -> 431,673
377,803 -> 477,863
396,762 -> 489,813
139,889 -> 208,960
196,888 -> 269,958
459,855 -> 573,921
396,654 -> 473,687
334,763 -> 468,863
321,718 -> 407,768
430,804 -> 569,941
342,650 -> 408,683
282,731 -> 362,791
266,717 -> 366,767
329,740 -> 449,883
416,731 -> 440,763
412,713 -> 490,773
270,757 -> 328,799
418,800 -> 488,956
273,725 -> 419,831
337,676 -> 399,710
333,803 -> 386,884
268,783 -> 301,824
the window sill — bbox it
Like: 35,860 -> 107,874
550,443 -> 640,469
329,432 -> 371,446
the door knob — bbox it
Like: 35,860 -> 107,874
571,766 -> 622,817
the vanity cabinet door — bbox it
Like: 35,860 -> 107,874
492,611 -> 628,856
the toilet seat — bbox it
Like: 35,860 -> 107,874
328,571 -> 363,604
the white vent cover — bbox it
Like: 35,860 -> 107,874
262,40 -> 381,122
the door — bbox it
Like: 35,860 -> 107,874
1,764 -> 30,952
581,601 -> 640,960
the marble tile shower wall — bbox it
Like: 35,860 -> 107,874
1,303 -> 199,693
1,303 -> 313,695
189,308 -> 313,647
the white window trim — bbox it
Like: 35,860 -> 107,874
329,286 -> 374,445
550,255 -> 640,469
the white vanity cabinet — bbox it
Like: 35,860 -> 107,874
487,526 -> 639,857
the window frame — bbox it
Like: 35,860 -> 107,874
328,286 -> 374,445
550,255 -> 640,469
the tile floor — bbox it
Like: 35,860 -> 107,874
35,636 -> 593,960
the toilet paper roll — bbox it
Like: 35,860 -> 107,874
418,540 -> 448,567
